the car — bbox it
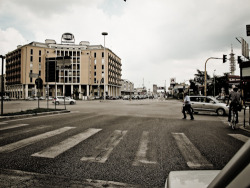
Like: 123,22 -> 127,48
46,96 -> 53,100
189,96 -> 229,116
52,96 -> 76,105
39,97 -> 45,100
165,139 -> 250,188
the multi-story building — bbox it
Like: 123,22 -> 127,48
5,33 -> 122,99
121,79 -> 134,96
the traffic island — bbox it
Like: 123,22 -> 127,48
0,108 -> 70,120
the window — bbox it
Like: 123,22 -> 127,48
94,65 -> 96,70
94,78 -> 96,83
102,52 -> 104,58
39,50 -> 41,56
30,56 -> 33,62
102,65 -> 104,69
39,57 -> 41,63
94,72 -> 96,76
30,49 -> 33,55
94,52 -> 96,58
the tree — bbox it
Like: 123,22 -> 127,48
194,69 -> 210,86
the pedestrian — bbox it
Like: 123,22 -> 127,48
182,93 -> 194,120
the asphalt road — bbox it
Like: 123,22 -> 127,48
0,99 -> 249,187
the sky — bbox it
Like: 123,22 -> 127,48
0,0 -> 249,91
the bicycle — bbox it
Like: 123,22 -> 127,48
229,105 -> 238,130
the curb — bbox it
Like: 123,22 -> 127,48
239,125 -> 250,133
0,110 -> 70,120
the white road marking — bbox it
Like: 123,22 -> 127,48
32,128 -> 102,158
133,131 -> 157,166
228,134 -> 249,143
0,127 -> 75,153
0,125 -> 49,140
0,124 -> 29,131
81,130 -> 127,163
172,133 -> 213,169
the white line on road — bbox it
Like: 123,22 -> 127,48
81,130 -> 127,163
0,124 -> 29,131
172,133 -> 213,169
0,127 -> 75,153
133,131 -> 157,166
32,128 -> 102,158
228,134 -> 249,143
0,125 -> 49,140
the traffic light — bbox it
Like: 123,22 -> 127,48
223,55 -> 227,63
237,56 -> 242,64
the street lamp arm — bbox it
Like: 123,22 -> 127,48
204,57 -> 223,97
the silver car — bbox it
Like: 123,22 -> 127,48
189,96 -> 229,116
52,96 -> 76,105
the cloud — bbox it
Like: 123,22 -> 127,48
0,0 -> 249,89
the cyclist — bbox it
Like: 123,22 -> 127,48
227,87 -> 241,124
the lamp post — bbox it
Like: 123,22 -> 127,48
213,69 -> 216,97
102,32 -> 108,101
0,55 -> 5,116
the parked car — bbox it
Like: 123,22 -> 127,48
189,96 -> 229,116
39,97 -> 45,100
52,96 -> 76,105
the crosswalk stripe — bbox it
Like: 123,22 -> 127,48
172,133 -> 213,169
0,127 -> 75,153
0,124 -> 29,131
0,126 -> 49,140
228,134 -> 249,143
133,131 -> 157,166
81,130 -> 127,163
32,128 -> 102,158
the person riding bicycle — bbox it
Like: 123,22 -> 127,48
227,87 -> 241,124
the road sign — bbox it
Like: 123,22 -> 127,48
35,78 -> 43,89
29,73 -> 39,78
246,25 -> 250,36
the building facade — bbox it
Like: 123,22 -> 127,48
121,79 -> 134,96
5,34 -> 122,99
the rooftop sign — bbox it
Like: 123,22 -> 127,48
61,33 -> 75,44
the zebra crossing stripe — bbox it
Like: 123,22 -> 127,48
0,127 -> 75,153
0,126 -> 49,140
0,124 -> 29,131
32,128 -> 102,158
172,133 -> 213,169
228,134 -> 249,143
133,131 -> 157,166
81,130 -> 127,163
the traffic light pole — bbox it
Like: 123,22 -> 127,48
204,57 -> 222,96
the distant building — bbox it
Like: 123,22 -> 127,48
121,79 -> 134,96
5,33 -> 122,99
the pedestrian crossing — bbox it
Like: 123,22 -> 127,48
0,122 -> 249,169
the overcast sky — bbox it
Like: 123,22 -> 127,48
0,0 -> 249,90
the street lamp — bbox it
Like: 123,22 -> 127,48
213,69 -> 216,97
0,55 -> 5,116
102,32 -> 108,101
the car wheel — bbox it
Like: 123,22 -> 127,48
55,101 -> 59,105
70,101 -> 74,105
217,108 -> 225,116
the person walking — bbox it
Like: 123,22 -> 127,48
182,93 -> 194,120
